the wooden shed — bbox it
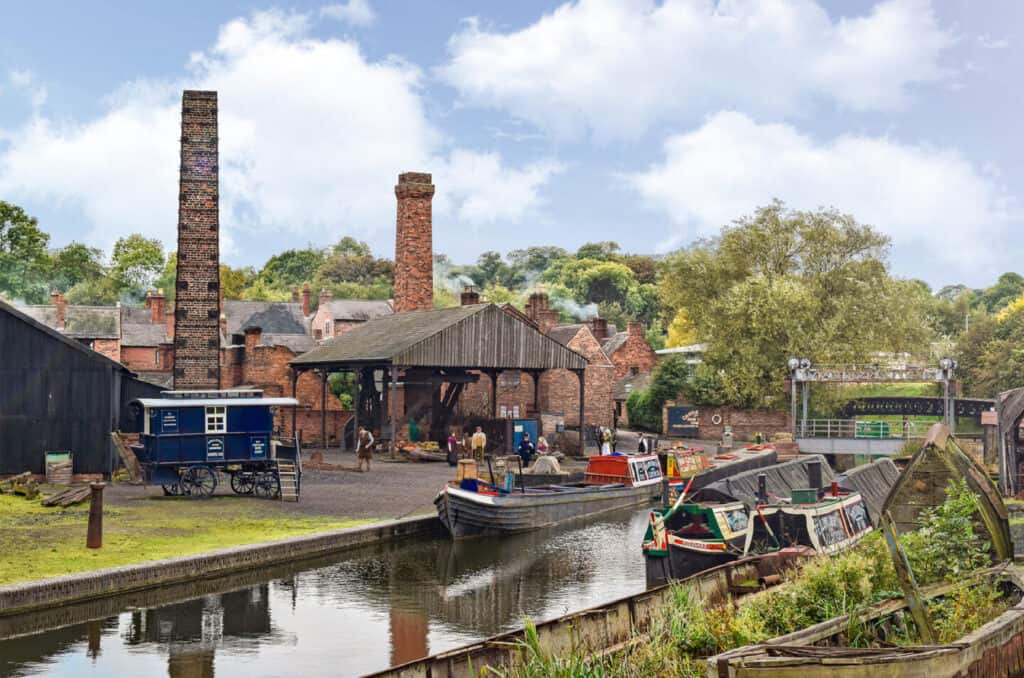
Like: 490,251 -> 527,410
0,299 -> 158,477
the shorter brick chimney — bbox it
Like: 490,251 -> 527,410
244,326 -> 262,353
149,289 -> 166,323
220,312 -> 228,339
319,288 -> 333,308
50,288 -> 66,331
461,285 -> 481,306
525,289 -> 549,322
627,320 -> 644,337
302,282 -> 312,317
590,317 -> 609,343
165,304 -> 175,341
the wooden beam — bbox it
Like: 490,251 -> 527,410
577,369 -> 586,452
290,368 -> 298,439
389,365 -> 399,458
490,370 -> 499,418
353,368 -> 361,451
320,370 -> 328,451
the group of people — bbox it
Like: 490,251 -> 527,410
356,423 -> 556,470
514,432 -> 549,465
445,426 -> 490,466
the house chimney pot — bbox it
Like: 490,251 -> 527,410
394,171 -> 435,312
627,320 -> 644,336
590,317 -> 609,343
165,304 -> 175,342
243,325 -> 262,352
302,282 -> 311,316
50,289 -> 67,331
461,285 -> 481,306
149,289 -> 165,323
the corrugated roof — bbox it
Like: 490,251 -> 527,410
292,303 -> 588,370
326,299 -> 393,321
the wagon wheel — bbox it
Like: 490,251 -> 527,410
161,482 -> 183,496
254,472 -> 279,499
230,472 -> 256,495
182,466 -> 217,498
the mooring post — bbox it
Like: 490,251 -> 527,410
757,473 -> 767,505
86,483 -> 105,549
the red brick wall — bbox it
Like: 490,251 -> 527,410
219,334 -> 345,446
608,323 -> 658,381
311,302 -> 333,339
173,90 -> 221,389
663,405 -> 790,441
122,345 -> 164,371
541,329 -> 614,428
92,339 -> 121,363
394,172 -> 434,312
459,370 -> 540,421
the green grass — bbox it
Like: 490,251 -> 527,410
0,491 -> 372,586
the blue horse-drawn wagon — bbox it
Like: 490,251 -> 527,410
130,390 -> 301,500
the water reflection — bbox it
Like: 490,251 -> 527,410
0,508 -> 650,677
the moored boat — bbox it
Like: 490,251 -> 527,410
435,454 -> 663,539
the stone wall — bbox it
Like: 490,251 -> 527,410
663,404 -> 790,441
173,90 -> 221,389
393,172 -> 434,313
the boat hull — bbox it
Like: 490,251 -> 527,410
435,484 -> 660,539
644,536 -> 744,587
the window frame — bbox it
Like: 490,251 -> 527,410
205,406 -> 227,434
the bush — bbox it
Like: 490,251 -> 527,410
626,390 -> 661,432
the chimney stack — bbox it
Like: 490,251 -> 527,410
461,285 -> 481,306
173,90 -> 221,389
243,325 -> 262,353
165,304 -> 175,341
525,289 -> 549,322
590,317 -> 609,343
627,320 -> 644,337
149,289 -> 166,324
394,172 -> 435,313
50,288 -> 66,331
319,288 -> 333,307
302,282 -> 311,317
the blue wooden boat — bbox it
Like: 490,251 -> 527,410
435,454 -> 664,539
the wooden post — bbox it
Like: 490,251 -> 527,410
320,370 -> 328,450
531,370 -> 541,414
353,367 -> 361,451
577,369 -> 586,453
881,510 -> 936,643
490,370 -> 499,418
389,365 -> 399,458
290,368 -> 299,437
86,483 -> 105,549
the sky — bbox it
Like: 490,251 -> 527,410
0,0 -> 1020,288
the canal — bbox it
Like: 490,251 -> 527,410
0,507 -> 652,677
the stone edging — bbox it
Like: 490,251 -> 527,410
0,515 -> 442,617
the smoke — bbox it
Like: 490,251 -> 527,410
432,257 -> 477,294
549,292 -> 598,321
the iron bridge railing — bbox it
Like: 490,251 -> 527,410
795,419 -> 932,440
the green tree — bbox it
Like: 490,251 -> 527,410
980,272 -> 1024,312
220,264 -> 256,300
0,201 -> 51,303
110,234 -> 164,291
153,252 -> 177,301
50,242 -> 104,293
507,246 -> 568,277
660,201 -> 930,408
259,246 -> 325,291
620,254 -> 659,285
576,241 -> 620,261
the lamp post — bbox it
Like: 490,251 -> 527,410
788,357 -> 799,436
938,358 -> 958,434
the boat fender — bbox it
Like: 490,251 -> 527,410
711,414 -> 723,425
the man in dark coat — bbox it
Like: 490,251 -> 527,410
517,433 -> 536,466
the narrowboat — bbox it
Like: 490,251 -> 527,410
644,485 -> 874,585
434,454 -> 664,539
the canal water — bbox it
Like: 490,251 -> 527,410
0,508 -> 652,677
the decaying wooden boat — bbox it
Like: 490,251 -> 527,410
365,549 -> 813,678
435,454 -> 664,539
707,564 -> 1024,678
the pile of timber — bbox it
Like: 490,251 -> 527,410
0,472 -> 40,499
46,458 -> 72,485
111,432 -> 144,483
41,485 -> 91,507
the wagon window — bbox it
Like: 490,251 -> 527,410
205,406 -> 226,434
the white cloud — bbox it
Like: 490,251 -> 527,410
7,69 -> 48,107
626,112 -> 1016,270
0,10 -> 558,260
978,33 -> 1010,49
321,0 -> 376,27
440,0 -> 953,141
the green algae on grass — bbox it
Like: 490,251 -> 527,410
0,494 -> 373,586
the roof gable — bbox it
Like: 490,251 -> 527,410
223,301 -> 308,336
0,300 -> 129,371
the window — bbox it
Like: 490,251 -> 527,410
205,406 -> 226,434
154,349 -> 160,367
324,320 -> 331,336
630,366 -> 640,376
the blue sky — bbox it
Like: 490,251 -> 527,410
0,0 -> 1019,288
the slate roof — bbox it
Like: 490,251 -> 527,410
17,304 -> 120,339
134,370 -> 174,388
547,324 -> 584,347
262,333 -> 315,354
223,301 -> 308,336
292,303 -> 588,370
602,331 -> 629,356
326,299 -> 393,321
120,306 -> 170,346
1,300 -> 129,371
613,371 -> 652,401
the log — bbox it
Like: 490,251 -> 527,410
111,433 -> 144,483
42,485 -> 91,507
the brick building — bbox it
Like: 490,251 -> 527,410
18,291 -> 122,362
310,290 -> 392,340
602,321 -> 658,381
120,290 -> 175,387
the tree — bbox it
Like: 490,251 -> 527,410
980,272 -> 1024,312
507,246 -> 568,276
259,246 -> 325,291
50,242 -> 104,292
110,234 -> 164,290
0,201 -> 51,303
620,254 -> 659,285
220,264 -> 256,300
153,253 -> 177,301
660,201 -> 930,408
580,261 -> 636,305
576,241 -> 620,261
666,309 -> 698,347
331,236 -> 372,258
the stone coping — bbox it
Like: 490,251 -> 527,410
0,514 -> 442,617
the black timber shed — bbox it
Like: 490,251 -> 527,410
290,303 -> 589,448
0,299 -> 159,476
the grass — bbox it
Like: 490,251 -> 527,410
0,489 -> 372,586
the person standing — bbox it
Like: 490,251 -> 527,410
517,433 -> 536,466
471,426 -> 487,462
537,436 -> 549,455
600,427 -> 612,456
446,430 -> 459,467
356,426 -> 375,472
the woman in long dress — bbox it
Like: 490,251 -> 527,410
356,426 -> 375,472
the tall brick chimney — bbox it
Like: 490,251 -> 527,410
173,90 -> 221,390
50,288 -> 66,331
301,282 -> 311,317
394,172 -> 434,313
